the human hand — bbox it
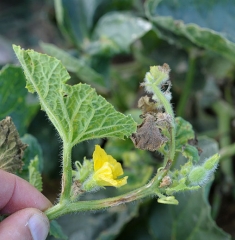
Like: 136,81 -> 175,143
0,169 -> 52,240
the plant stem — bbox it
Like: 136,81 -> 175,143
176,53 -> 196,117
152,85 -> 175,161
45,167 -> 168,220
60,142 -> 73,203
212,101 -> 234,186
219,143 -> 235,161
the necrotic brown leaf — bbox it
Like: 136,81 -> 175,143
131,113 -> 167,152
0,117 -> 27,173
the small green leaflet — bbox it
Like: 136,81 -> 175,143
175,117 -> 200,162
28,156 -> 42,192
159,117 -> 200,162
13,45 -> 137,146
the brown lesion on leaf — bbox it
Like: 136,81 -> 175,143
0,116 -> 27,173
131,95 -> 169,152
130,113 -> 168,152
130,69 -> 174,152
159,175 -> 172,188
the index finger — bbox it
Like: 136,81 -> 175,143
0,170 -> 52,214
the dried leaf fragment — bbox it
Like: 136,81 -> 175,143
131,113 -> 167,152
0,117 -> 27,173
159,176 -> 172,188
138,96 -> 158,114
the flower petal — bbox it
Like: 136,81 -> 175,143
93,145 -> 108,171
92,145 -> 128,188
93,162 -> 127,187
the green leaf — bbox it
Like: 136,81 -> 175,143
40,42 -> 107,92
175,117 -> 200,162
50,220 -> 68,240
0,117 -> 27,173
160,117 -> 200,162
165,178 -> 200,195
148,189 -> 231,240
54,0 -> 103,47
28,156 -> 43,191
89,12 -> 152,55
146,0 -> 235,63
181,144 -> 200,162
0,65 -> 38,135
13,45 -> 137,146
175,117 -> 195,147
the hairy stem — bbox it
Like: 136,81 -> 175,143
60,142 -> 73,203
46,168 -> 168,220
152,85 -> 175,161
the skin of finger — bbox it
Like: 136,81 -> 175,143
0,170 -> 52,214
0,208 -> 49,240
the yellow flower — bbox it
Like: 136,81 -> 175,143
92,145 -> 128,187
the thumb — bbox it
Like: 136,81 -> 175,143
0,208 -> 49,240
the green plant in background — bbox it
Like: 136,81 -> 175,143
1,0 -> 235,239
0,44 -> 221,238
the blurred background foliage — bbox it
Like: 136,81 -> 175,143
1,0 -> 235,239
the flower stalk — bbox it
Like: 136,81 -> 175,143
45,165 -> 168,220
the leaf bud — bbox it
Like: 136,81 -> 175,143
188,153 -> 220,186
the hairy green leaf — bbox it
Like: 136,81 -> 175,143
146,0 -> 235,63
175,117 -> 200,162
40,42 -> 106,92
175,117 -> 195,146
0,65 -> 38,135
0,117 -> 27,173
13,45 -> 137,146
160,117 -> 200,162
181,144 -> 200,162
28,156 -> 42,191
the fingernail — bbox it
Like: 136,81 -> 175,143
28,213 -> 49,240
